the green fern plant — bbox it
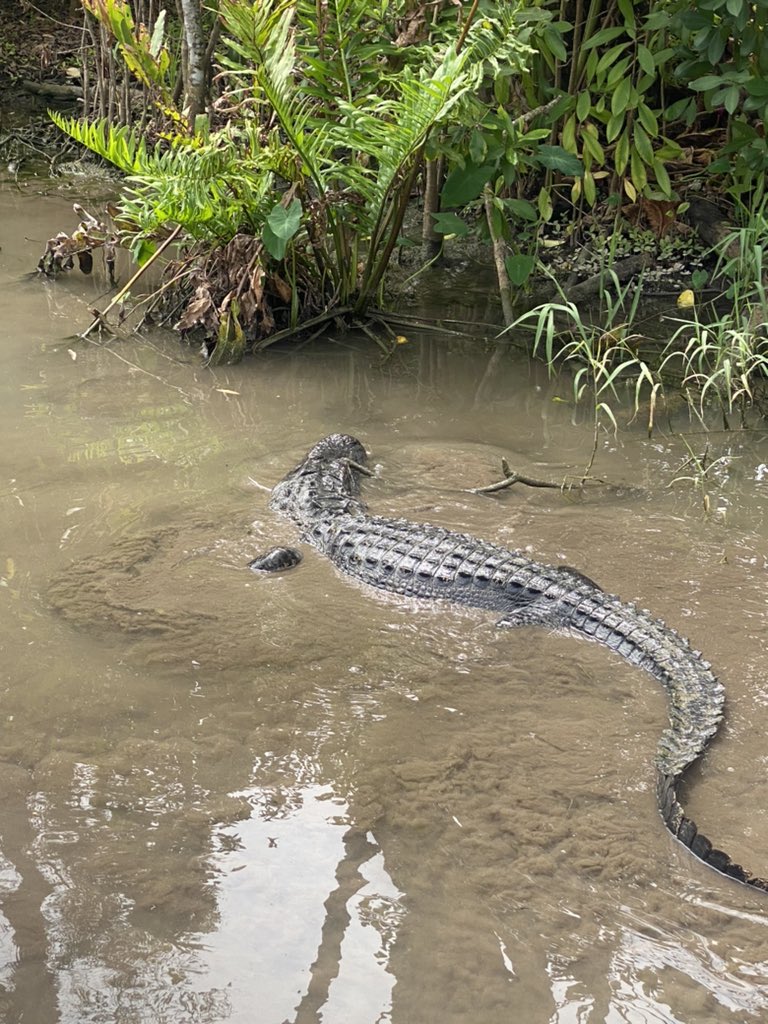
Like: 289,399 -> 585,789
52,0 -> 531,350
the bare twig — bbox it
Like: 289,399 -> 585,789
468,470 -> 564,494
468,456 -> 607,494
80,224 -> 183,339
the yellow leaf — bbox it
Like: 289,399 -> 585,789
677,289 -> 695,309
5,558 -> 14,581
623,178 -> 637,202
395,335 -> 408,345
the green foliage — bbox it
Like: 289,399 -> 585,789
55,0 -> 532,345
657,198 -> 768,416
430,212 -> 470,238
82,0 -> 181,123
263,199 -> 303,260
212,0 -> 529,305
505,271 -> 653,476
50,111 -> 277,252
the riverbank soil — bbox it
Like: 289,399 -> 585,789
0,0 -> 82,140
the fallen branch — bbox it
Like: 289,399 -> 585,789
21,79 -> 83,99
468,456 -> 604,494
467,470 -> 564,494
563,253 -> 652,305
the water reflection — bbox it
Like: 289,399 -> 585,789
194,784 -> 399,1024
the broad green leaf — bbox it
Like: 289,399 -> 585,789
653,158 -> 671,196
637,102 -> 658,136
581,124 -> 605,164
441,163 -> 495,207
723,84 -> 742,113
111,10 -> 135,47
630,148 -> 647,191
617,0 -> 636,29
562,114 -> 577,153
633,122 -> 654,165
656,137 -> 683,159
576,90 -> 591,121
665,97 -> 695,122
611,77 -> 632,117
707,29 -> 726,65
133,238 -> 157,265
596,43 -> 630,78
607,57 -> 631,89
504,197 -> 538,221
505,253 -> 535,286
606,112 -> 624,143
543,25 -> 568,62
538,186 -> 553,221
469,131 -> 488,165
581,26 -> 626,51
615,129 -> 630,174
266,198 -> 302,241
430,212 -> 469,236
263,222 -> 287,260
536,145 -> 583,176
583,169 -> 596,205
690,74 -> 725,91
637,44 -> 655,76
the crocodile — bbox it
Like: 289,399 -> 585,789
257,432 -> 768,891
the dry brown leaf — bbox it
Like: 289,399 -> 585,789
271,273 -> 292,303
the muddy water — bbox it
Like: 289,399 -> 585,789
2,188 -> 768,1024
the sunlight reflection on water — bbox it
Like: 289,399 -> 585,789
196,784 -> 402,1024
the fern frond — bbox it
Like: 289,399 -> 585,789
219,0 -> 325,188
49,112 -> 150,174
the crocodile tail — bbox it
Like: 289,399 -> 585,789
657,771 -> 768,891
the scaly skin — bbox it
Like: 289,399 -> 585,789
268,433 -> 768,890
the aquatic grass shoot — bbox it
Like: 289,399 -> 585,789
504,272 -> 657,477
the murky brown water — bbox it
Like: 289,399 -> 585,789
2,186 -> 768,1023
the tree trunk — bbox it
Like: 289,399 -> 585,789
421,156 -> 444,263
178,0 -> 207,124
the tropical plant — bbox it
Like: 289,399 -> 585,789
53,0 -> 532,360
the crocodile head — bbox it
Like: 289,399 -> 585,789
303,433 -> 368,466
269,433 -> 369,523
